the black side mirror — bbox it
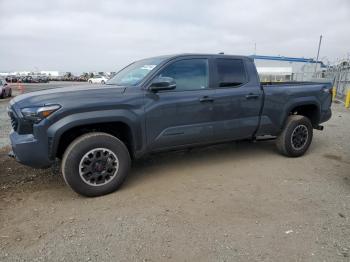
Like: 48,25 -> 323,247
150,77 -> 176,92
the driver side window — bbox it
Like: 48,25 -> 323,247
156,59 -> 209,91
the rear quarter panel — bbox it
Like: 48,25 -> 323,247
257,82 -> 332,136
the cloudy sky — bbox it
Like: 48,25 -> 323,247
0,0 -> 349,73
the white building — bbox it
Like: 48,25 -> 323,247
252,55 -> 325,81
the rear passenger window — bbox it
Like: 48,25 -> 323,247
216,59 -> 247,87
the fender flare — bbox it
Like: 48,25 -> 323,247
47,110 -> 143,158
280,97 -> 321,128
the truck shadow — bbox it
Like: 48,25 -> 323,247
125,140 -> 278,188
0,141 -> 275,197
0,138 -> 327,197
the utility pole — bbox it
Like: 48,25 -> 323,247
254,42 -> 256,55
314,35 -> 323,73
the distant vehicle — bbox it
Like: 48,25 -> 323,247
0,79 -> 12,98
18,76 -> 33,83
17,75 -> 49,83
88,75 -> 108,84
5,75 -> 19,83
36,75 -> 49,83
8,54 -> 332,197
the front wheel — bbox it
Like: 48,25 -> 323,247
276,115 -> 313,157
62,132 -> 131,197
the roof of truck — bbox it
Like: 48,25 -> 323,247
146,53 -> 252,62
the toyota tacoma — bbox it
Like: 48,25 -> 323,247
8,54 -> 332,196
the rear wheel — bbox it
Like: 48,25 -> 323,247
101,80 -> 105,84
8,88 -> 12,97
276,115 -> 313,157
62,132 -> 131,197
89,80 -> 92,84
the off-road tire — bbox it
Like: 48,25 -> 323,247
62,132 -> 131,197
276,115 -> 313,157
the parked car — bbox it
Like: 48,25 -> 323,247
18,76 -> 33,83
0,79 -> 12,98
88,75 -> 108,84
7,54 -> 332,197
38,75 -> 49,83
5,75 -> 19,83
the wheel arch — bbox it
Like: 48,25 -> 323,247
282,98 -> 321,129
48,112 -> 142,160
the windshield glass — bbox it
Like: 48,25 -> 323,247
107,57 -> 166,86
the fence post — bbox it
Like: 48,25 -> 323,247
345,89 -> 350,109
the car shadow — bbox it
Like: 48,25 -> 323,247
124,140 -> 278,188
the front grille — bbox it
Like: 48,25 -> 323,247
7,107 -> 18,131
11,116 -> 18,131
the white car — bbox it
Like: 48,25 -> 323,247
88,75 -> 108,84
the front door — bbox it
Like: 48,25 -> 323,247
145,58 -> 216,151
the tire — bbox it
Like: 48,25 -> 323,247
0,91 -> 3,99
8,89 -> 12,97
101,80 -> 105,84
62,132 -> 131,197
276,115 -> 313,157
89,80 -> 92,84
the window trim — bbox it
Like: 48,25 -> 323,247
146,57 -> 210,92
213,58 -> 249,89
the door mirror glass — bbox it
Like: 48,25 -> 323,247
150,77 -> 176,92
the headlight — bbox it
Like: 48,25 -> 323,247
21,105 -> 61,123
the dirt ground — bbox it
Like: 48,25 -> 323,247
0,89 -> 349,261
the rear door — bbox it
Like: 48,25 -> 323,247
212,58 -> 263,141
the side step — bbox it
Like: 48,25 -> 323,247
252,135 -> 277,142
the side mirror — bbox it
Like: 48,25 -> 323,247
150,77 -> 176,92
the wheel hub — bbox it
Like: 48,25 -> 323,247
291,125 -> 309,150
79,148 -> 119,186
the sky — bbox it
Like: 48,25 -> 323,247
0,0 -> 349,73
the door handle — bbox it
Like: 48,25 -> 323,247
199,96 -> 214,102
245,93 -> 259,99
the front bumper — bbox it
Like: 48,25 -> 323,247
9,130 -> 53,168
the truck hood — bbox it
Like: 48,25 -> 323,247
10,84 -> 126,108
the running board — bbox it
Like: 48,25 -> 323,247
252,135 -> 277,142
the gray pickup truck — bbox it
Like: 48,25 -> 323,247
8,54 -> 332,196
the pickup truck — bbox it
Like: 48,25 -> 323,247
7,54 -> 332,197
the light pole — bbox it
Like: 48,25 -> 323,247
314,35 -> 323,73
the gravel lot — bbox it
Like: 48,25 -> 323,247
0,83 -> 349,261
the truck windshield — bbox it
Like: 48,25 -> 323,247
107,57 -> 165,86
